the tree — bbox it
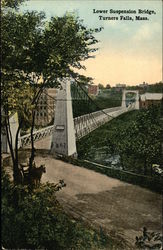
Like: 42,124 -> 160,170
1,71 -> 35,183
105,84 -> 111,89
26,13 -> 100,169
2,0 -> 100,184
131,106 -> 161,175
147,82 -> 163,93
2,0 -> 26,8
110,106 -> 161,175
2,3 -> 46,183
98,83 -> 104,89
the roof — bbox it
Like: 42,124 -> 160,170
140,93 -> 163,101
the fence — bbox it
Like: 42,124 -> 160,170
20,125 -> 54,147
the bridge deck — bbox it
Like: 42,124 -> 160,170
25,135 -> 52,150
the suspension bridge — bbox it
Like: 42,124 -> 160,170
4,78 -> 140,157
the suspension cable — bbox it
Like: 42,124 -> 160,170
75,81 -> 114,118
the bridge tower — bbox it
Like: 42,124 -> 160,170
121,89 -> 139,110
51,78 -> 77,157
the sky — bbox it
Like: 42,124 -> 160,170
21,0 -> 162,86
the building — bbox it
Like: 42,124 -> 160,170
115,83 -> 126,88
114,83 -> 126,92
35,88 -> 58,126
140,93 -> 163,109
88,85 -> 99,96
139,82 -> 148,88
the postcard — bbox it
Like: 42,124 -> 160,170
2,0 -> 162,249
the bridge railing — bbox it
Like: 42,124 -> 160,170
74,105 -> 133,140
20,125 -> 54,147
75,115 -> 111,140
19,105 -> 134,147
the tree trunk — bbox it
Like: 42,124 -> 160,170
29,84 -> 46,170
4,114 -> 22,185
4,116 -> 15,166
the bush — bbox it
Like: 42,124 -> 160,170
2,168 -> 113,249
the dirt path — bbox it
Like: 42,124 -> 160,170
32,153 -> 162,249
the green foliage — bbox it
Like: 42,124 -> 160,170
98,83 -> 105,89
2,3 -> 99,83
41,14 -> 99,82
110,108 -> 161,174
126,82 -> 163,94
77,106 -> 162,176
1,71 -> 35,126
95,89 -> 122,109
105,84 -> 111,89
2,169 -> 112,249
2,0 -> 26,9
95,96 -> 121,109
1,6 -> 45,129
2,0 -> 100,181
2,0 -> 100,123
145,82 -> 163,93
